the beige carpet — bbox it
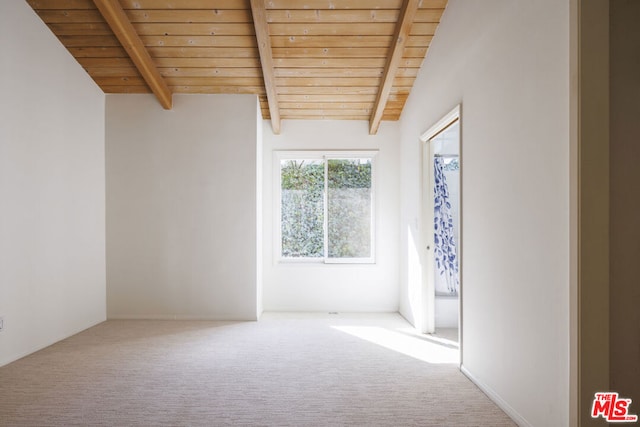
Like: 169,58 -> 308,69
0,313 -> 515,426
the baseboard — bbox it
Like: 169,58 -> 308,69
107,314 -> 256,321
0,317 -> 105,368
398,310 -> 417,328
460,364 -> 532,427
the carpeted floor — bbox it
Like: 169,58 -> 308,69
0,313 -> 515,426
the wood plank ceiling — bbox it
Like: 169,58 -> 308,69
27,0 -> 447,134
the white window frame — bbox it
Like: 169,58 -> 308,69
274,150 -> 378,264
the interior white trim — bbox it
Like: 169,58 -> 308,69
107,314 -> 256,321
461,365 -> 532,427
0,319 -> 104,368
420,104 -> 461,143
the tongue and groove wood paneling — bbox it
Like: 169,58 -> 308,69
27,0 -> 446,129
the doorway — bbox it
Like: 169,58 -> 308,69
420,106 -> 461,357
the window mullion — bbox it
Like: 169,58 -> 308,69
323,157 -> 329,262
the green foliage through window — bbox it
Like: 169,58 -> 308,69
327,159 -> 371,258
281,160 -> 324,258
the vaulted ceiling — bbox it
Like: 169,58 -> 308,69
27,0 -> 447,134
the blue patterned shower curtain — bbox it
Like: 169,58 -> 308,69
434,157 -> 459,295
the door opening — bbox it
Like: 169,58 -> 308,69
420,105 -> 462,363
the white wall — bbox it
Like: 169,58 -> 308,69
0,1 -> 106,366
399,1 -> 570,426
106,94 -> 259,320
262,120 -> 400,312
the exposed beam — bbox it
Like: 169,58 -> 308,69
369,0 -> 420,134
92,0 -> 172,109
250,0 -> 281,134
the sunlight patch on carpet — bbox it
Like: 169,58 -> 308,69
332,326 -> 459,364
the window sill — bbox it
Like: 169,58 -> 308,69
277,258 -> 376,265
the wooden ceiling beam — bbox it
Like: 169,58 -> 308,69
369,0 -> 420,135
92,0 -> 172,109
250,0 -> 281,134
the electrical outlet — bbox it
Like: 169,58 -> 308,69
0,316 -> 4,332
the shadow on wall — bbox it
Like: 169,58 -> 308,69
406,224 -> 425,329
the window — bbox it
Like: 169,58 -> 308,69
275,151 -> 376,263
